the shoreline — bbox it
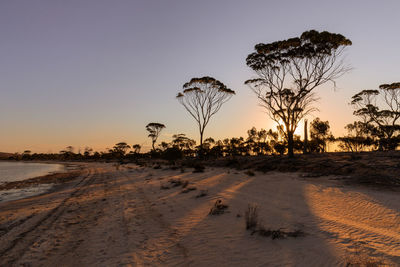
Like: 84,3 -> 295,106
0,162 -> 84,203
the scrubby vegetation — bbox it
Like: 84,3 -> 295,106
209,199 -> 229,215
244,203 -> 305,239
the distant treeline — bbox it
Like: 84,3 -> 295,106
6,115 -> 399,162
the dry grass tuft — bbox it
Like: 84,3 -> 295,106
245,203 -> 259,230
244,203 -> 305,239
209,199 -> 229,215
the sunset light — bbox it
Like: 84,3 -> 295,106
0,1 -> 399,266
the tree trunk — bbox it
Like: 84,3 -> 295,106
200,131 -> 203,150
287,131 -> 294,158
303,119 -> 308,154
199,129 -> 204,158
152,141 -> 155,151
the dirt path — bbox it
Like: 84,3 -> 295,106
0,163 -> 399,266
0,164 -> 189,266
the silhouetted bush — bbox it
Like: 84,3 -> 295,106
244,170 -> 255,176
153,164 -> 162,169
193,164 -> 205,173
162,147 -> 183,161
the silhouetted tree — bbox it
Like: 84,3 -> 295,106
172,134 -> 196,153
158,142 -> 170,151
245,30 -> 352,157
113,142 -> 131,157
60,146 -> 75,160
22,150 -> 32,160
351,82 -> 400,150
146,122 -> 166,150
310,118 -> 333,152
132,144 -> 141,154
176,76 -> 235,152
83,147 -> 93,157
246,127 -> 270,155
203,137 -> 215,153
338,122 -> 373,152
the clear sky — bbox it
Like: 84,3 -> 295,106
1,0 -> 399,153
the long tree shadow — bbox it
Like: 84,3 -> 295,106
128,168 -> 342,266
303,182 -> 400,265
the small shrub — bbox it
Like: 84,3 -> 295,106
165,178 -> 190,188
244,170 -> 255,176
193,164 -> 205,173
160,184 -> 170,190
181,186 -> 197,193
245,203 -> 259,230
286,229 -> 305,238
245,203 -> 305,239
153,164 -> 162,169
225,158 -> 239,167
181,180 -> 189,188
195,190 -> 208,198
254,226 -> 304,240
209,199 -> 228,215
168,178 -> 183,187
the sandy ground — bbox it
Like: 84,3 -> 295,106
0,163 -> 399,266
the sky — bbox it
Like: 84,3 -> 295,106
0,0 -> 399,153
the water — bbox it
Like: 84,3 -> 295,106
0,161 -> 64,183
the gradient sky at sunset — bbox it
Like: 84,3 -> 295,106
1,0 -> 399,153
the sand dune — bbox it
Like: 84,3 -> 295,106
0,163 -> 399,266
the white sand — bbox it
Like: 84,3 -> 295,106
0,163 -> 399,266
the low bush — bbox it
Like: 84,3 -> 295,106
193,164 -> 205,173
181,186 -> 197,193
196,190 -> 208,198
209,199 -> 228,215
244,203 -> 305,239
244,170 -> 255,176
